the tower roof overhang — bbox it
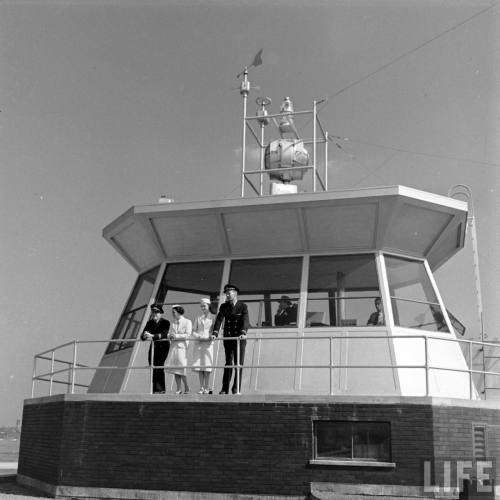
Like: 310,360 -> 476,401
103,185 -> 468,272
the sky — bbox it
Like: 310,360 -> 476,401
1,0 -> 499,424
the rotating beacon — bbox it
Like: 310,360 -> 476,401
239,67 -> 329,196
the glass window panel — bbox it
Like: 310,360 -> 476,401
156,261 -> 225,322
352,422 -> 391,461
385,256 -> 437,303
229,258 -> 302,328
385,256 -> 449,332
391,299 -> 449,332
316,421 -> 352,459
107,266 -> 160,354
315,421 -> 391,462
307,255 -> 381,327
125,266 -> 159,313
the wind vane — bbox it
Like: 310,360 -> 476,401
236,49 -> 263,78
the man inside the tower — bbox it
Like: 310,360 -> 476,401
212,284 -> 249,394
367,297 -> 385,326
274,295 -> 297,326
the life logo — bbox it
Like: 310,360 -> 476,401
422,458 -> 496,497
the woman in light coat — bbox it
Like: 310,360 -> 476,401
192,298 -> 215,394
166,305 -> 192,394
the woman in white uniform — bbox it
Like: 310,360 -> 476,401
166,305 -> 192,394
192,298 -> 215,394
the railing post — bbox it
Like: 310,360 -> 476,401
424,336 -> 429,396
71,341 -> 78,394
236,337 -> 240,395
31,356 -> 37,398
149,340 -> 154,395
49,351 -> 55,396
329,336 -> 333,396
468,340 -> 474,400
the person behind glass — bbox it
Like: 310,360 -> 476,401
274,295 -> 297,326
213,284 -> 249,395
165,305 -> 192,394
192,298 -> 215,394
367,297 -> 385,326
141,304 -> 170,394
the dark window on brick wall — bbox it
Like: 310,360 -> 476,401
314,421 -> 391,462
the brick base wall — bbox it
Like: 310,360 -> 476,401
18,395 -> 500,498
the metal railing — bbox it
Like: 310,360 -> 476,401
31,334 -> 500,399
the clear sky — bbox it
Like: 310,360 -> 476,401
1,0 -> 499,424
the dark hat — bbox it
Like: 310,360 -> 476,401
151,303 -> 164,313
223,283 -> 239,293
278,295 -> 292,304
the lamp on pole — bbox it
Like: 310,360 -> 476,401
448,184 -> 486,395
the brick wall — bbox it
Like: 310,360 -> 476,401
17,396 -> 500,497
432,405 -> 500,487
18,400 -> 65,485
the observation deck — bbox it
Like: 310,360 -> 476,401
22,185 -> 500,500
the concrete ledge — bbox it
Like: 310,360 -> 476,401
309,459 -> 396,468
17,474 -> 57,497
23,392 -> 500,410
17,474 -> 304,500
310,482 -> 448,499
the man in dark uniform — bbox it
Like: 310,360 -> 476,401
367,297 -> 385,326
141,304 -> 170,393
274,295 -> 298,326
213,284 -> 249,394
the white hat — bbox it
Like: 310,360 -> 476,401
200,298 -> 211,305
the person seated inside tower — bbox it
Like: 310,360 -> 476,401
367,297 -> 385,326
274,296 -> 298,326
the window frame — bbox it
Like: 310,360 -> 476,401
106,265 -> 162,354
305,252 -> 383,329
228,256 -> 304,329
383,253 -> 452,333
310,419 -> 395,468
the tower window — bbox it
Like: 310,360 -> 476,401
313,420 -> 392,463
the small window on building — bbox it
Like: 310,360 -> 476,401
307,254 -> 381,327
314,421 -> 391,463
385,255 -> 449,332
229,257 -> 302,328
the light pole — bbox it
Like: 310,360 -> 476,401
448,184 -> 486,395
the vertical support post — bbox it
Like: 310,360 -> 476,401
312,100 -> 317,192
259,122 -> 265,196
468,340 -> 474,400
336,272 -> 346,325
324,131 -> 328,191
31,356 -> 37,398
71,341 -> 78,394
49,351 -> 55,396
329,336 -> 333,396
424,336 -> 429,396
150,340 -> 154,395
236,337 -> 241,395
240,68 -> 250,198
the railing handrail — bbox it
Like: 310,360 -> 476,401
32,333 -> 500,399
34,334 -> 500,349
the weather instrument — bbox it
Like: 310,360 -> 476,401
237,56 -> 330,197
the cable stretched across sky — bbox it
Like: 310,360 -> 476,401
318,2 -> 499,112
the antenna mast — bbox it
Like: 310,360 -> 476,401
240,67 -> 250,197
